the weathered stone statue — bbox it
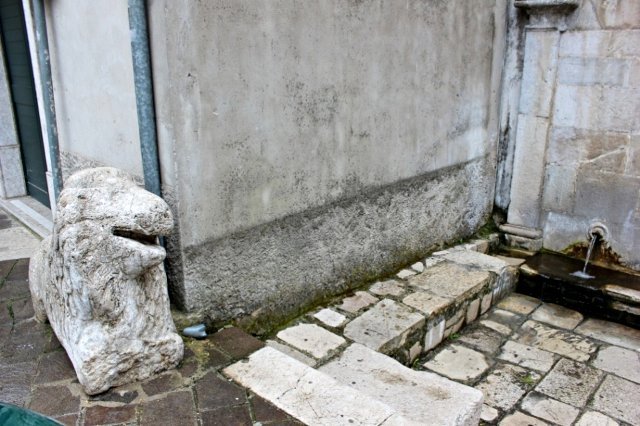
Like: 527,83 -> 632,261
29,167 -> 183,395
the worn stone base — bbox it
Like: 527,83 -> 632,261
177,157 -> 494,332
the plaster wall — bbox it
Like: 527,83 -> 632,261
44,0 -> 142,181
537,1 -> 640,269
150,0 -> 507,328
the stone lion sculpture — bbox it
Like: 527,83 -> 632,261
29,167 -> 183,395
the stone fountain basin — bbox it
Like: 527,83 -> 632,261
517,252 -> 640,328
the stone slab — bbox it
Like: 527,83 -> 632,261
480,320 -> 512,336
224,347 -> 398,425
440,250 -> 509,274
500,411 -> 550,425
410,262 -> 424,273
476,363 -> 541,411
0,228 -> 40,262
337,291 -> 378,314
480,293 -> 492,314
521,392 -> 579,426
576,319 -> 640,351
321,344 -> 483,426
369,280 -> 405,297
495,255 -> 526,266
343,299 -> 425,353
424,319 -> 445,352
277,323 -> 345,359
535,358 -> 603,407
458,326 -> 504,355
407,262 -> 490,301
575,411 -> 619,426
402,291 -> 450,317
593,345 -> 640,384
424,344 -> 489,382
515,320 -> 597,362
480,404 -> 499,423
266,340 -> 316,367
590,375 -> 640,424
531,303 -> 583,330
498,340 -> 556,373
496,294 -> 541,315
396,269 -> 416,279
313,308 -> 347,328
466,299 -> 480,323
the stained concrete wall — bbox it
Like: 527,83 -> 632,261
150,0 -> 507,329
43,0 -> 142,181
535,1 -> 640,269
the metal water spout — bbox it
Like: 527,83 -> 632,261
571,221 -> 609,279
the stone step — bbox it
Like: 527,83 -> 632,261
320,343 -> 483,426
224,345 -> 483,425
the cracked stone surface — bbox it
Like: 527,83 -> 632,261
515,320 -> 597,362
475,363 -> 541,411
534,358 -> 603,407
497,340 -> 556,372
575,318 -> 640,351
407,262 -> 490,301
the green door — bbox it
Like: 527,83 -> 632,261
0,0 -> 49,207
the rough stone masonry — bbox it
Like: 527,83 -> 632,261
29,168 -> 183,395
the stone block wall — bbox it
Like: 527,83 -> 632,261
502,0 -> 640,270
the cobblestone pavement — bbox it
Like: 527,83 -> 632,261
418,293 -> 640,425
0,257 -> 301,425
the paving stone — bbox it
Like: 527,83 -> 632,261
177,347 -> 200,378
408,262 -> 490,301
321,343 -> 483,425
475,363 -> 541,411
250,392 -> 295,423
224,347 -> 399,425
535,358 -> 603,407
396,269 -> 416,279
575,411 -> 619,426
457,326 -> 504,355
466,298 -> 480,323
481,292 -> 492,314
480,319 -> 512,336
9,297 -> 35,322
497,340 -> 556,372
337,291 -> 378,314
424,344 -> 489,382
424,319 -> 445,351
531,303 -> 584,330
204,344 -> 232,369
0,361 -> 37,406
90,388 -> 139,404
28,385 -> 80,417
590,375 -> 640,424
496,294 -> 541,315
200,405 -> 252,426
515,320 -> 597,362
441,250 -> 509,274
54,413 -> 80,426
593,345 -> 640,384
266,340 -> 316,367
84,404 -> 137,426
408,341 -> 422,362
486,309 -> 526,331
520,392 -> 580,426
499,411 -> 550,425
576,318 -> 640,351
402,291 -> 450,316
411,261 -> 424,273
369,280 -> 405,297
139,391 -> 196,426
277,323 -> 345,359
480,404 -> 499,423
343,299 -> 425,353
0,276 -> 30,300
195,371 -> 247,411
34,350 -> 76,384
208,327 -> 265,360
141,371 -> 183,397
603,284 -> 640,304
313,308 -> 347,328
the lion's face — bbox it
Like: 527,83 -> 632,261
55,168 -> 174,277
